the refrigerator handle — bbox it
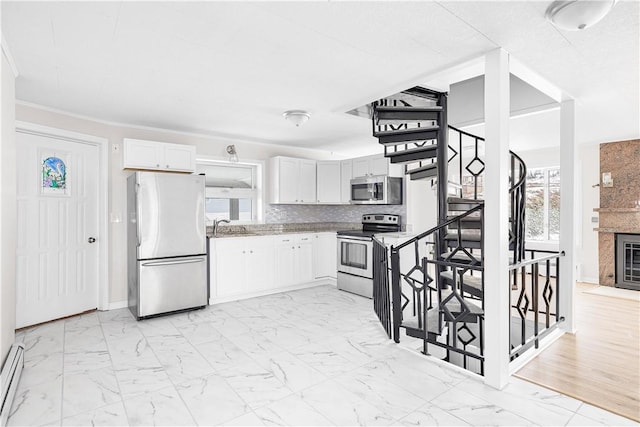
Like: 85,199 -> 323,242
135,183 -> 141,247
141,258 -> 205,267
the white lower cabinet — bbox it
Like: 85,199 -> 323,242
275,234 -> 314,286
211,232 -> 337,303
213,236 -> 274,298
314,233 -> 337,278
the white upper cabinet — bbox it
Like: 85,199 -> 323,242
352,157 -> 371,178
299,159 -> 318,203
270,157 -> 317,204
316,161 -> 341,204
340,160 -> 353,204
351,154 -> 402,178
123,138 -> 196,172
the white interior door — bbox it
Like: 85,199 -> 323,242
16,131 -> 100,328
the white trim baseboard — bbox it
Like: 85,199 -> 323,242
107,301 -> 128,311
209,278 -> 336,305
509,328 -> 565,375
579,276 -> 599,285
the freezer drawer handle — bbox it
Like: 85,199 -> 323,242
141,258 -> 205,267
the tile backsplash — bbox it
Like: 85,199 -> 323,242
265,203 -> 407,224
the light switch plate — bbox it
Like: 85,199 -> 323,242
602,172 -> 613,187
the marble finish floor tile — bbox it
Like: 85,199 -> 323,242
254,393 -> 334,426
62,367 -> 121,418
9,285 -> 635,426
8,377 -> 63,426
398,403 -> 472,426
176,373 -> 251,425
62,401 -> 128,427
220,360 -> 294,409
123,386 -> 195,426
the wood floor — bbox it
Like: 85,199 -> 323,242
515,282 -> 640,422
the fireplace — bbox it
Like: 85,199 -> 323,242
616,233 -> 640,290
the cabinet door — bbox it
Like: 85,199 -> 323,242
340,160 -> 353,204
352,158 -> 370,178
298,160 -> 317,203
314,234 -> 337,278
296,236 -> 315,283
275,240 -> 297,287
246,238 -> 276,291
214,240 -> 246,297
278,158 -> 300,203
317,161 -> 341,204
123,139 -> 163,170
164,143 -> 196,172
369,156 -> 389,176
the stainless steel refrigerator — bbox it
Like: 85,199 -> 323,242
127,172 -> 208,319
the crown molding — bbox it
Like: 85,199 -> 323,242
1,35 -> 19,77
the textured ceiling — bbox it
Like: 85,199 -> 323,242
2,1 -> 638,155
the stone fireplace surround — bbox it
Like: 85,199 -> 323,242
595,139 -> 640,287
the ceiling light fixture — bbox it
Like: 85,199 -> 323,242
545,0 -> 617,31
226,144 -> 238,163
283,110 -> 311,127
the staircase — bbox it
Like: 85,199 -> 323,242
371,86 -> 527,375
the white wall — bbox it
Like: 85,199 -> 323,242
16,103 -> 348,305
406,178 -> 438,233
577,143 -> 599,283
1,48 -> 17,362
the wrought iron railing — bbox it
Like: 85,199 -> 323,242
448,126 -> 527,263
509,249 -> 565,360
372,237 -> 391,339
390,204 -> 485,375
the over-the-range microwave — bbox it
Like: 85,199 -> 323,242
350,175 -> 403,205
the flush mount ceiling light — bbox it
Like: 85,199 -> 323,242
226,144 -> 238,163
545,0 -> 617,31
283,110 -> 311,127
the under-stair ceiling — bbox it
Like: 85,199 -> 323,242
2,1 -> 638,156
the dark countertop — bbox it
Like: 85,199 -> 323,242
207,222 -> 360,239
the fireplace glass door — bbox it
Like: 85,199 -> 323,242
616,233 -> 640,291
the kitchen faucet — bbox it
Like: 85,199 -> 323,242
212,218 -> 231,237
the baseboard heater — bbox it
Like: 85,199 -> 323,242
0,343 -> 25,426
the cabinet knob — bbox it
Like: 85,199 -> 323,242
156,164 -> 160,167
250,250 -> 253,254
242,250 -> 246,254
298,246 -> 301,249
166,164 -> 170,168
292,246 -> 295,249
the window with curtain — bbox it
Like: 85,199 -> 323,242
196,162 -> 259,222
525,167 -> 560,241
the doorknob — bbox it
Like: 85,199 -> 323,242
88,237 -> 96,243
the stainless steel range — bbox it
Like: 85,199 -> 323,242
337,214 -> 401,298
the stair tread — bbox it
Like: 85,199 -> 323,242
406,163 -> 437,173
445,231 -> 481,241
440,271 -> 483,288
386,145 -> 438,158
375,106 -> 443,113
402,296 -> 483,334
374,125 -> 439,137
402,308 -> 443,335
446,214 -> 481,221
447,197 -> 484,204
439,251 -> 482,263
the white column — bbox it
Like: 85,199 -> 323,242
483,49 -> 511,389
559,99 -> 577,333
